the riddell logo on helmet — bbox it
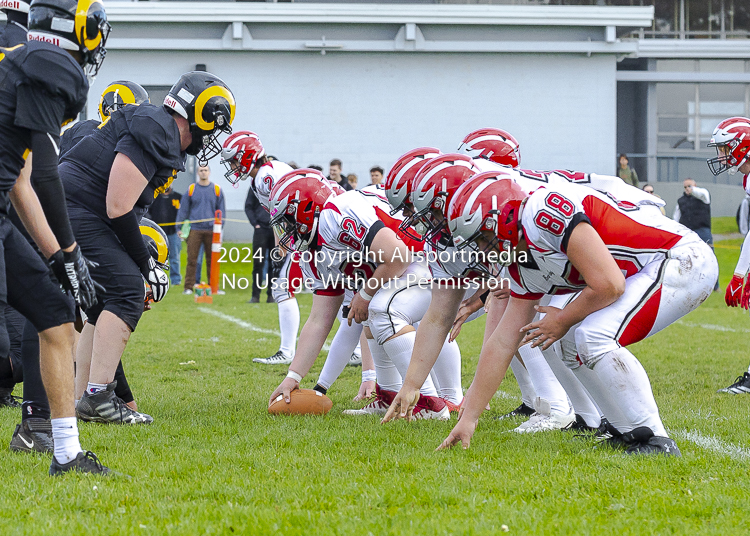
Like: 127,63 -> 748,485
28,33 -> 60,46
0,1 -> 20,9
164,96 -> 179,110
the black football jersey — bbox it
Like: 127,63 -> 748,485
59,119 -> 98,159
0,41 -> 87,198
60,103 -> 186,222
0,21 -> 26,48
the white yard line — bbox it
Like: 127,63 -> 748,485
198,307 -> 331,351
676,320 -> 750,334
674,430 -> 750,461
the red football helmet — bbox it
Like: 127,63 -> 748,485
458,128 -> 521,168
707,117 -> 750,176
410,154 -> 479,246
385,147 -> 442,214
447,171 -> 527,276
268,168 -> 334,251
221,131 -> 265,185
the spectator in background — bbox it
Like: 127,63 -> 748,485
738,194 -> 750,236
642,183 -> 666,216
369,166 -> 384,186
245,188 -> 273,303
618,153 -> 639,187
328,159 -> 351,191
347,173 -> 358,190
146,186 -> 183,285
674,178 -> 718,291
287,161 -> 299,170
177,165 -> 225,295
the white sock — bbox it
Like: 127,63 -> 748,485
86,382 -> 107,395
517,343 -> 570,415
382,331 -> 438,397
592,348 -> 668,437
367,338 -> 402,392
52,417 -> 82,464
510,356 -> 536,408
277,298 -> 300,358
544,345 -> 601,427
317,319 -> 362,390
431,338 -> 463,404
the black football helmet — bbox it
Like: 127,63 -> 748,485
99,81 -> 150,121
140,217 -> 169,269
27,0 -> 111,80
163,71 -> 235,166
1,0 -> 30,14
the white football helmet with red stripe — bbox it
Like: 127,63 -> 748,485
447,171 -> 527,275
411,154 -> 479,245
221,131 -> 265,185
385,147 -> 442,214
269,168 -> 335,252
458,128 -> 521,168
707,117 -> 750,176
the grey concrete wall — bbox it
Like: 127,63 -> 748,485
88,50 -> 618,212
650,182 -> 743,220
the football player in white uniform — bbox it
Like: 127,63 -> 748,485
707,117 -> 750,393
267,170 -> 449,419
221,132 -> 301,365
437,173 -> 717,455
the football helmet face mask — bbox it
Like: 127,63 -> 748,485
164,71 -> 236,166
447,171 -> 527,277
410,154 -> 479,249
707,117 -> 750,176
28,0 -> 111,81
220,131 -> 265,185
458,128 -> 521,168
98,81 -> 150,121
268,169 -> 334,252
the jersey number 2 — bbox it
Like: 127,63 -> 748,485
338,217 -> 366,250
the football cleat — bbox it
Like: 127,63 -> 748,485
411,395 -> 450,421
346,352 -> 362,367
443,399 -> 461,414
343,385 -> 396,416
76,382 -> 153,425
252,351 -> 293,365
625,436 -> 681,457
49,451 -> 110,476
494,403 -> 535,421
0,392 -> 21,409
513,407 -> 575,433
717,371 -> 750,394
565,414 -> 601,433
10,418 -> 53,454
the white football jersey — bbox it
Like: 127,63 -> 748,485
509,182 -> 691,299
252,160 -> 294,210
299,247 -> 377,296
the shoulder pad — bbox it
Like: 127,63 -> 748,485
124,104 -> 185,171
16,42 -> 87,105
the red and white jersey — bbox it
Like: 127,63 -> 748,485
473,159 -> 665,209
423,238 -> 484,281
252,160 -> 295,209
299,247 -> 377,296
509,182 -> 692,300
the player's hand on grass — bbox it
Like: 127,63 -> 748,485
381,385 -> 420,423
354,380 -> 375,401
726,274 -> 745,307
520,305 -> 567,351
347,291 -> 370,326
436,416 -> 477,451
269,377 -> 299,406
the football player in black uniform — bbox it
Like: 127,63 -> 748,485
59,80 -> 149,156
65,71 -> 235,425
0,0 -> 111,475
0,0 -> 29,47
5,80 -> 150,453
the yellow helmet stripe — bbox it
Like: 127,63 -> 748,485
75,0 -> 103,52
99,83 -> 137,118
140,225 -> 169,265
194,85 -> 236,131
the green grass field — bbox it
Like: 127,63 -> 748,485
2,237 -> 750,535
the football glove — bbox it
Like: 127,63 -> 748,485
141,258 -> 169,302
49,245 -> 103,309
726,274 -> 745,308
742,276 -> 750,310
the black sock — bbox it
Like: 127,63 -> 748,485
313,384 -> 327,395
20,319 -> 49,421
113,360 -> 134,404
